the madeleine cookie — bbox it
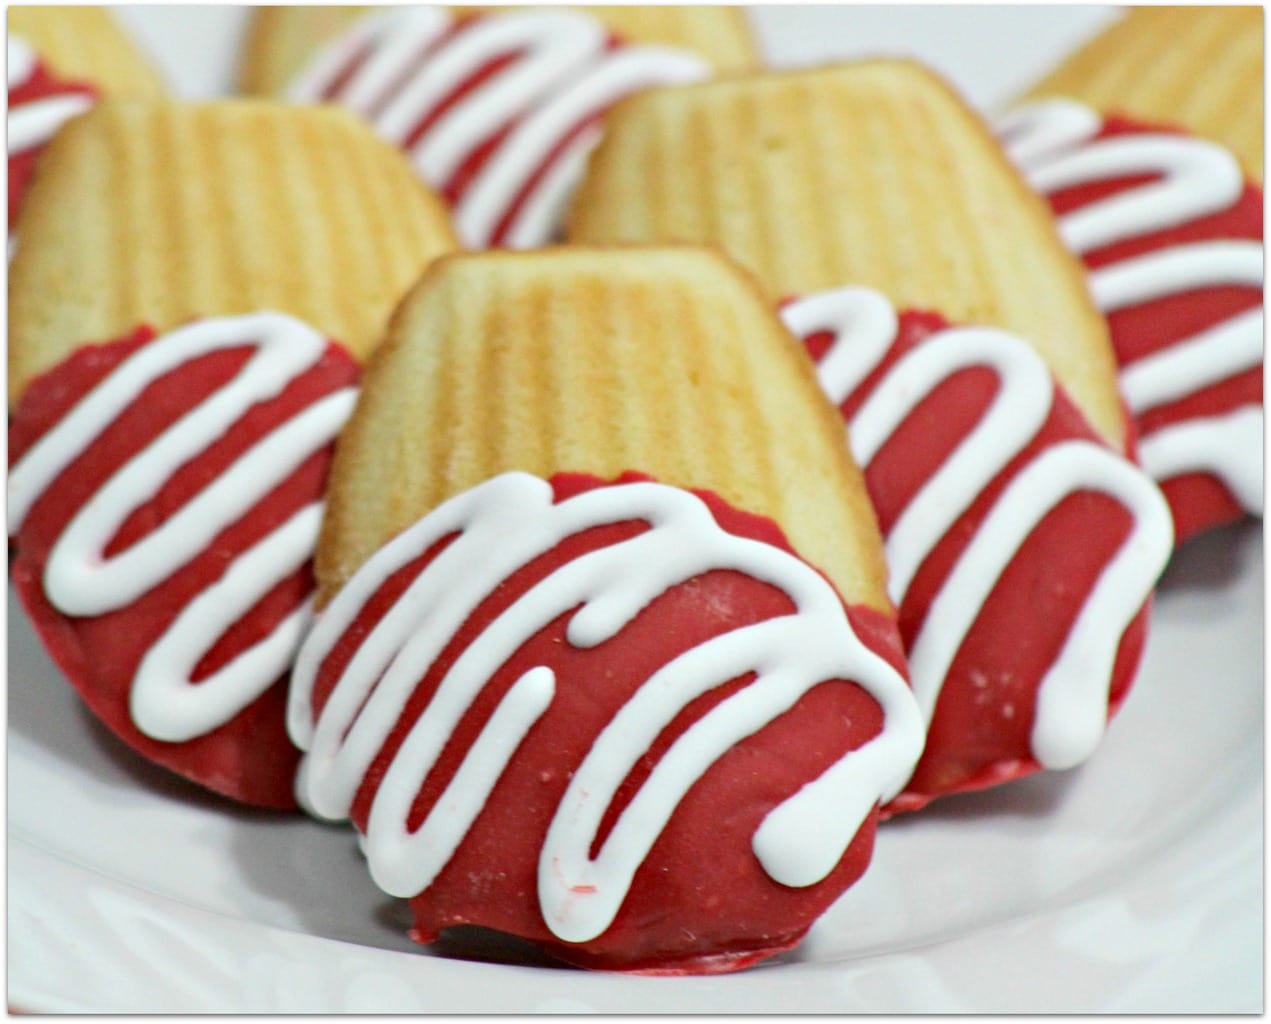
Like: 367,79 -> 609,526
1023,6 -> 1262,184
1002,16 -> 1263,542
566,61 -> 1174,807
293,247 -> 924,972
569,60 -> 1128,451
241,6 -> 756,248
7,100 -> 456,808
9,99 -> 457,407
8,7 -> 164,248
781,288 -> 1171,808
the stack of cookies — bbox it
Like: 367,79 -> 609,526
6,5 -> 1261,974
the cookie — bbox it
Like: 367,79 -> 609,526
8,7 -> 164,250
9,99 -> 457,407
569,60 -> 1128,451
9,6 -> 165,99
566,61 -> 1174,806
1002,21 -> 1263,542
781,288 -> 1171,808
293,247 -> 925,971
240,6 -> 756,248
1022,6 -> 1262,183
8,100 -> 456,808
9,314 -> 359,808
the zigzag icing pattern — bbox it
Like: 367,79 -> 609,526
286,6 -> 708,249
1000,99 -> 1264,533
8,312 -> 358,742
782,287 -> 1173,781
291,471 -> 924,944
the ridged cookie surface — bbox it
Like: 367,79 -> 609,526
238,5 -> 757,96
1024,6 -> 1263,183
8,99 -> 457,406
568,60 -> 1127,449
317,246 -> 889,612
8,6 -> 165,97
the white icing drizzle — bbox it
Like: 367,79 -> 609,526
8,312 -> 358,742
131,505 -> 326,743
286,6 -> 709,248
850,327 -> 1054,605
909,441 -> 1170,769
8,92 -> 94,155
1001,99 -> 1264,515
780,287 -> 1173,769
997,98 -> 1101,168
1139,407 -> 1264,516
291,472 -> 924,944
1025,136 -> 1243,257
8,36 -> 37,88
779,286 -> 898,408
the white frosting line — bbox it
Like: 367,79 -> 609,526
781,286 -> 1173,772
130,503 -> 324,743
10,313 -> 320,533
1119,305 -> 1262,414
287,6 -> 706,249
851,328 -> 1053,605
284,15 -> 373,104
1089,239 -> 1263,313
7,92 -> 94,155
1140,407 -> 1265,515
500,123 -> 601,249
292,472 -> 924,944
8,312 -> 357,741
908,441 -> 1172,768
779,286 -> 898,408
996,98 -> 1102,167
1024,133 -> 1243,256
8,36 -> 36,90
348,9 -> 451,116
7,35 -> 95,164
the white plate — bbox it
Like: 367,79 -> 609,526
8,5 -> 1264,1013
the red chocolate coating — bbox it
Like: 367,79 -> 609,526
804,311 -> 1151,812
1044,115 -> 1263,544
306,471 -> 907,973
9,325 -> 360,808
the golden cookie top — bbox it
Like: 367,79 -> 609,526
8,99 -> 457,406
318,246 -> 890,612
